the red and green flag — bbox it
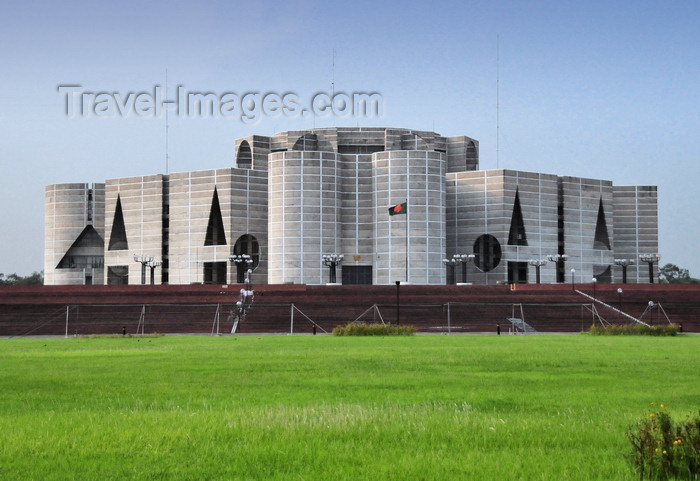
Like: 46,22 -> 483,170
388,202 -> 407,216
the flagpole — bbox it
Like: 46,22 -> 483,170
389,202 -> 409,283
405,200 -> 408,283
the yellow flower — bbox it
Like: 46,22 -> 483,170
663,450 -> 667,454
655,448 -> 659,452
650,414 -> 655,418
660,403 -> 666,408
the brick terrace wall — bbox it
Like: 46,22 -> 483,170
1,284 -> 698,336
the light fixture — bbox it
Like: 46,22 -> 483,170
639,254 -> 661,284
528,259 -> 547,284
452,253 -> 475,284
614,258 -> 635,284
322,254 -> 344,284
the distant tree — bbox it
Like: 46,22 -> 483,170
658,263 -> 700,284
0,271 -> 44,285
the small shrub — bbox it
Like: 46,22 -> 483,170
589,324 -> 679,336
627,404 -> 700,480
332,323 -> 416,336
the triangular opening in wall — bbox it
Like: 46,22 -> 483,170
108,196 -> 128,251
204,187 -> 227,246
507,189 -> 528,246
593,197 -> 611,250
57,225 -> 104,268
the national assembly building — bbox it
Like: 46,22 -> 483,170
44,127 -> 659,286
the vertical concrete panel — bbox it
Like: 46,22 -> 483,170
44,183 -> 105,285
268,151 -> 341,284
613,185 -> 658,283
103,176 -> 164,285
373,150 -> 445,285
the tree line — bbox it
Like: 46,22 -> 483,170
659,263 -> 699,284
0,271 -> 44,285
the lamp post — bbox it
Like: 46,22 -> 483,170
547,254 -> 569,283
322,254 -> 344,284
229,254 -> 253,284
640,254 -> 661,284
592,277 -> 597,302
395,280 -> 401,326
570,268 -> 576,292
228,253 -> 257,333
614,258 -> 635,284
147,258 -> 162,285
617,287 -> 623,311
442,258 -> 456,285
528,259 -> 547,284
648,301 -> 655,326
133,254 -> 154,285
453,254 -> 475,284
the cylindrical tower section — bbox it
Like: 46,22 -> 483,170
268,151 -> 341,284
373,150 -> 446,285
45,183 -> 105,285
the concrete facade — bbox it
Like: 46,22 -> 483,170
45,127 -> 659,286
612,186 -> 659,283
44,183 -> 105,285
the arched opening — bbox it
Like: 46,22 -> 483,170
233,234 -> 260,283
466,141 -> 477,170
236,140 -> 252,168
292,134 -> 318,151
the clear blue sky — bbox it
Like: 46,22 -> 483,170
1,0 -> 698,277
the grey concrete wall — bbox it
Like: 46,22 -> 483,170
166,168 -> 268,285
267,151 -> 341,284
339,152 -> 375,273
44,183 -> 105,285
447,170 -> 622,285
235,135 -> 271,171
613,185 -> 659,283
501,171 -> 559,284
560,176 -> 614,283
373,150 -> 446,285
446,136 -> 479,173
446,170 -> 509,284
228,169 -> 268,285
104,175 -> 164,284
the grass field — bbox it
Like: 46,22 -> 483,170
0,334 -> 698,480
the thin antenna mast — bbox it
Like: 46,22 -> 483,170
165,69 -> 170,174
332,48 -> 336,127
496,35 -> 500,169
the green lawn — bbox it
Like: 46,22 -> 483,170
0,334 -> 697,480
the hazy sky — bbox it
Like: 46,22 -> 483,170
1,0 -> 698,277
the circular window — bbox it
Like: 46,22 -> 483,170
473,234 -> 502,272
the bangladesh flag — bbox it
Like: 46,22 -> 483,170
388,202 -> 407,216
